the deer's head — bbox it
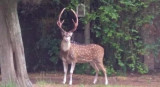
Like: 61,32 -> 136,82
57,8 -> 78,42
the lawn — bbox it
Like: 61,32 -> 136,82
1,72 -> 160,87
34,81 -> 136,87
30,72 -> 160,87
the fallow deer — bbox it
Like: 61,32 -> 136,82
57,8 -> 108,85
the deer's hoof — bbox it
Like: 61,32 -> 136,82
93,81 -> 96,84
69,82 -> 72,85
105,80 -> 108,85
62,81 -> 66,84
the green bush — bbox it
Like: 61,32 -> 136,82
20,0 -> 159,74
68,0 -> 158,74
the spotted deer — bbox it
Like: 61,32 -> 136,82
57,8 -> 108,85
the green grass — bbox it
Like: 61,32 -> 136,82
76,84 -> 134,87
0,80 -> 142,87
35,80 -> 137,87
0,82 -> 16,87
48,84 -> 135,87
36,80 -> 48,87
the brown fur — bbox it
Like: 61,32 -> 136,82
60,43 -> 104,64
57,8 -> 108,85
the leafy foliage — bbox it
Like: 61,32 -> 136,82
19,0 -> 160,74
145,38 -> 160,59
19,0 -> 62,72
86,0 -> 157,74
68,0 -> 158,74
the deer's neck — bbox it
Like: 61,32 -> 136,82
61,40 -> 71,52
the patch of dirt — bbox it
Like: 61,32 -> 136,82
30,72 -> 160,87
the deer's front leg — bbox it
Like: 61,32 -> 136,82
63,61 -> 68,84
69,62 -> 76,85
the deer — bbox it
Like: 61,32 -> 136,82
57,8 -> 108,85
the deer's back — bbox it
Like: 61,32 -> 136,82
70,43 -> 104,63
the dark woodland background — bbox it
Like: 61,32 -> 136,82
17,0 -> 160,75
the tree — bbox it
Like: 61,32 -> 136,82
84,0 -> 91,44
0,0 -> 32,87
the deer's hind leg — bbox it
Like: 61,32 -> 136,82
90,62 -> 99,84
97,62 -> 108,85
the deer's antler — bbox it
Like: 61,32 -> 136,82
70,9 -> 78,32
57,8 -> 78,32
57,8 -> 66,32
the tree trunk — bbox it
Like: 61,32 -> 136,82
0,0 -> 32,87
84,23 -> 90,44
141,24 -> 156,70
84,0 -> 90,44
